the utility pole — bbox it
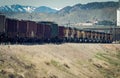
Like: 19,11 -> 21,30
68,20 -> 70,27
114,26 -> 116,43
29,13 -> 32,21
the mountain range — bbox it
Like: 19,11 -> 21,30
57,1 -> 118,14
0,1 -> 118,13
0,4 -> 57,13
0,1 -> 118,25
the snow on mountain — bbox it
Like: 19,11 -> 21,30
23,6 -> 36,13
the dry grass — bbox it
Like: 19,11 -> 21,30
0,43 -> 120,78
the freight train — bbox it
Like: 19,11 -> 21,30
0,14 -> 113,44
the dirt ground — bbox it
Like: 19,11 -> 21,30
0,43 -> 120,78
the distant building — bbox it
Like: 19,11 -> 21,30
75,23 -> 93,26
117,0 -> 120,26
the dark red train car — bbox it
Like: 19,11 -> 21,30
86,31 -> 91,39
36,23 -> 44,39
18,20 -> 28,38
39,21 -> 58,39
73,28 -> 77,38
58,26 -> 65,39
0,14 -> 6,34
27,21 -> 37,38
68,27 -> 72,38
6,18 -> 19,38
36,23 -> 51,40
44,24 -> 51,39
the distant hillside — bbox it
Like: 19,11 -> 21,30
74,1 -> 118,9
3,1 -> 118,25
34,6 -> 57,13
57,1 -> 118,14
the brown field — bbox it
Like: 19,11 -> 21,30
0,43 -> 120,78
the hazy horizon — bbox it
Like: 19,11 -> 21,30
0,0 -> 118,10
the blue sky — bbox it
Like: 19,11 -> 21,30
0,0 -> 118,9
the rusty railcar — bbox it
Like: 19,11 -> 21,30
109,34 -> 113,42
79,30 -> 84,41
44,24 -> 51,40
37,22 -> 51,40
70,28 -> 76,39
0,14 -> 6,42
81,30 -> 86,39
106,33 -> 113,43
0,14 -> 6,34
18,20 -> 28,38
5,18 -> 19,38
27,21 -> 37,38
75,29 -> 80,40
36,23 -> 44,39
64,27 -> 69,39
72,28 -> 78,42
90,31 -> 96,42
97,32 -> 101,40
97,32 -> 102,42
81,30 -> 88,42
104,33 -> 113,43
0,14 -> 114,43
39,21 -> 58,39
83,30 -> 91,42
86,30 -> 91,42
64,27 -> 73,41
58,26 -> 65,40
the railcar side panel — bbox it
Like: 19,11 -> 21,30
36,23 -> 44,39
0,14 -> 5,34
27,21 -> 37,38
58,26 -> 65,39
44,24 -> 51,39
18,20 -> 28,38
6,18 -> 18,38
